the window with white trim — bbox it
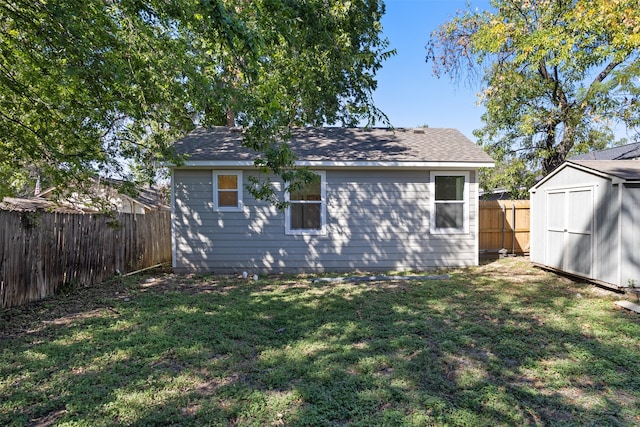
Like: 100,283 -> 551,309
285,171 -> 326,235
431,171 -> 469,234
213,171 -> 243,211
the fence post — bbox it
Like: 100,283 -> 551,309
512,203 -> 516,255
501,204 -> 506,251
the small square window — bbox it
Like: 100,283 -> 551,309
213,171 -> 243,211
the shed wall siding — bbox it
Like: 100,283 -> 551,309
172,168 -> 479,273
621,185 -> 640,286
596,184 -> 619,285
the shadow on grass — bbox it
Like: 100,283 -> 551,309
1,260 -> 639,426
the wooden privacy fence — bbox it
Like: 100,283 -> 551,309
0,210 -> 171,308
479,200 -> 530,256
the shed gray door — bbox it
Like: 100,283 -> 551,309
545,187 -> 594,278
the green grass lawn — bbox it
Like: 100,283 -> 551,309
1,258 -> 639,426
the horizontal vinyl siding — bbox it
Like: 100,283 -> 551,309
175,241 -> 476,257
173,168 -> 479,273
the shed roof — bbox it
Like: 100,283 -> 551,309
570,142 -> 640,161
173,127 -> 494,166
531,160 -> 640,191
569,160 -> 640,181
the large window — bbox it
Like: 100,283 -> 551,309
213,171 -> 243,211
285,171 -> 326,235
431,172 -> 469,234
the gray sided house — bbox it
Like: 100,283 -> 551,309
170,127 -> 494,274
530,160 -> 640,289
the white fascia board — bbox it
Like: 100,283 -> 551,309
166,160 -> 256,168
176,160 -> 495,168
296,160 -> 495,168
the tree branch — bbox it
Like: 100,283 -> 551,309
0,110 -> 44,142
589,59 -> 623,88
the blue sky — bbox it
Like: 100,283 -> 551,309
373,0 -> 492,140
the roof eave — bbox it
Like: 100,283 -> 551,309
171,160 -> 495,168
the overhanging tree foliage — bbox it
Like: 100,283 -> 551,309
0,0 -> 392,199
427,0 -> 640,196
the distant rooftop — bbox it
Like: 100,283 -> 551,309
0,197 -> 83,213
570,142 -> 640,161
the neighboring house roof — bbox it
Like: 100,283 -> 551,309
174,127 -> 494,167
38,178 -> 169,213
0,197 -> 85,213
570,142 -> 640,160
531,160 -> 640,190
479,188 -> 528,200
134,185 -> 169,209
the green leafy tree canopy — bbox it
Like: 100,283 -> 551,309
0,0 -> 393,199
427,0 -> 640,197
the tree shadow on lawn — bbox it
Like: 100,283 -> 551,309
1,260 -> 639,426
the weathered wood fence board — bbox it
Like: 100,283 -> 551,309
0,210 -> 171,308
479,200 -> 530,255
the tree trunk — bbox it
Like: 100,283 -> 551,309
542,122 -> 576,174
226,107 -> 235,127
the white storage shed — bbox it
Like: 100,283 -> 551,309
530,160 -> 640,289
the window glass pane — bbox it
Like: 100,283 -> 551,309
290,203 -> 321,229
435,176 -> 464,201
218,175 -> 238,190
290,180 -> 321,201
218,191 -> 238,207
435,203 -> 463,228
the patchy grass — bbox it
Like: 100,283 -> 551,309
1,258 -> 639,426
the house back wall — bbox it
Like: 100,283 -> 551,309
172,168 -> 478,273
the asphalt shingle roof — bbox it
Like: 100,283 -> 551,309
570,142 -> 640,160
174,127 -> 494,164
